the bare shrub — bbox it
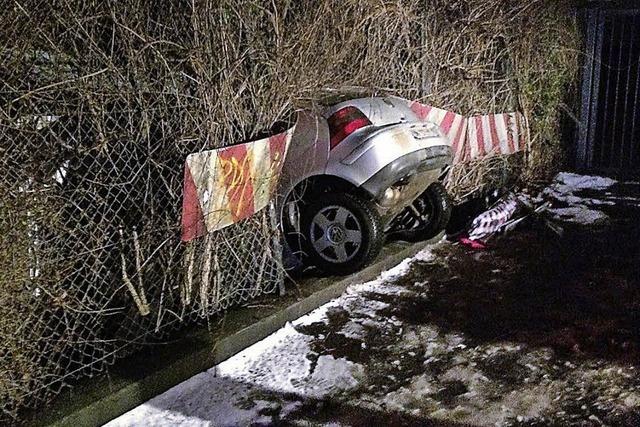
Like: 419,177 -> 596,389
0,0 -> 580,421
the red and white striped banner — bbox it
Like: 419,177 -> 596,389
409,101 -> 525,163
181,128 -> 294,242
410,102 -> 468,163
181,103 -> 526,242
465,112 -> 526,162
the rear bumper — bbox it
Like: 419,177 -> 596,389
361,145 -> 452,199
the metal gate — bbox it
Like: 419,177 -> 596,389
578,4 -> 640,176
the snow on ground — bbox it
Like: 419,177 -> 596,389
543,172 -> 617,226
551,172 -> 617,191
106,248 -> 434,427
106,174 -> 640,426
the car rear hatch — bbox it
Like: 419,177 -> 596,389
324,96 -> 449,164
340,121 -> 445,165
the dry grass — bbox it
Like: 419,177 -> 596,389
0,0 -> 580,421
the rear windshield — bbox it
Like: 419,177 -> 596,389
326,96 -> 418,127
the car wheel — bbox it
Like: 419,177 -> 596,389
393,182 -> 452,242
301,193 -> 383,275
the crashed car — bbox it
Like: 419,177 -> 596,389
278,96 -> 453,275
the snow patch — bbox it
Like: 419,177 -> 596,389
338,320 -> 368,340
104,375 -> 271,427
554,172 -> 617,191
307,355 -> 364,395
214,323 -> 314,392
543,172 -> 618,226
348,246 -> 437,296
381,374 -> 437,412
414,247 -> 437,262
548,206 -> 609,226
214,318 -> 364,399
106,243 -> 442,426
349,280 -> 409,297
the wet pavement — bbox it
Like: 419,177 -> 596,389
107,175 -> 640,427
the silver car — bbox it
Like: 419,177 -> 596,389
278,96 -> 453,274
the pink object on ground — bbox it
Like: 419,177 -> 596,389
458,236 -> 488,250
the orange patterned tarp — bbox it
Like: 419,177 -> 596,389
181,129 -> 293,242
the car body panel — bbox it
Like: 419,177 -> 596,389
277,96 -> 453,248
276,110 -> 331,205
325,121 -> 449,189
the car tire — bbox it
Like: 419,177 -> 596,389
393,182 -> 452,242
301,193 -> 384,275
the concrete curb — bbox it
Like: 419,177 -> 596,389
46,236 -> 441,427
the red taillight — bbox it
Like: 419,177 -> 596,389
327,106 -> 372,149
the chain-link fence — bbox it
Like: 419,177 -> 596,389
0,83 -> 286,418
1,0 -> 580,422
0,2 -> 288,421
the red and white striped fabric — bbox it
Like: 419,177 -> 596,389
181,128 -> 294,242
408,101 -> 526,164
410,101 -> 468,163
181,102 -> 527,242
463,112 -> 526,162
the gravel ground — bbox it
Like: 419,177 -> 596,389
107,175 -> 640,427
